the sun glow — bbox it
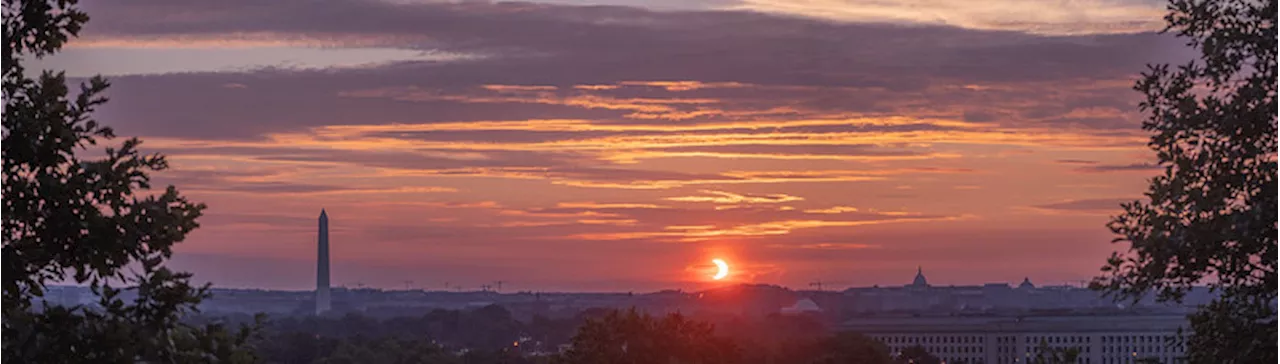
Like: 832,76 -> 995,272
712,259 -> 729,280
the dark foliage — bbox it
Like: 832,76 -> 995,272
249,306 -> 561,364
894,345 -> 940,364
556,308 -> 742,364
1093,0 -> 1277,362
807,332 -> 893,364
245,307 -> 900,364
1028,340 -> 1081,364
3,0 -> 256,362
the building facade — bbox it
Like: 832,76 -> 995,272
844,315 -> 1188,364
841,268 -> 1213,314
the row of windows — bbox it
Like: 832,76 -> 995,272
876,335 -> 1179,347
1021,346 -> 1091,354
996,357 -> 1091,364
1100,335 -> 1174,344
1101,346 -> 1183,354
888,345 -> 983,354
984,350 -> 1184,364
871,333 -> 1185,362
1025,336 -> 1091,344
1100,357 -> 1185,364
937,356 -> 984,364
876,335 -> 986,344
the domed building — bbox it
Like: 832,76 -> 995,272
910,266 -> 929,288
1018,277 -> 1036,290
781,298 -> 824,315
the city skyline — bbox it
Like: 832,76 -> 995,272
36,0 -> 1190,292
290,207 -> 1100,293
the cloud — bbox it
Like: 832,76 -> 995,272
617,80 -> 748,91
1072,162 -> 1162,173
555,202 -> 668,209
962,110 -> 1003,123
721,168 -> 973,181
153,142 -> 985,190
1055,159 -> 1099,164
196,182 -> 455,195
726,0 -> 1166,35
624,144 -> 939,161
569,214 -> 964,242
455,200 -> 962,243
764,242 -> 880,250
33,0 -> 1192,290
665,190 -> 804,204
33,47 -> 473,77
157,168 -> 457,195
804,206 -> 861,214
65,0 -> 1186,148
1028,198 -> 1130,213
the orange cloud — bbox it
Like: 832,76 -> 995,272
764,243 -> 880,250
804,206 -> 861,214
481,84 -> 559,92
665,190 -> 803,204
617,81 -> 749,91
499,209 -> 623,219
186,184 -> 456,196
576,219 -> 639,226
570,214 -> 966,242
555,202 -> 667,209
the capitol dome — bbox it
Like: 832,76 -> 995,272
910,266 -> 929,287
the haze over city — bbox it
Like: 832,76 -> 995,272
40,0 -> 1194,292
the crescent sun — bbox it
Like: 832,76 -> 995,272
712,259 -> 729,280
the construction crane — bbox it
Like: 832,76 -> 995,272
493,280 -> 506,292
809,281 -> 824,291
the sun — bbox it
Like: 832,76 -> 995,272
712,259 -> 729,280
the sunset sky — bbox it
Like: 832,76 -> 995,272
40,0 -> 1191,292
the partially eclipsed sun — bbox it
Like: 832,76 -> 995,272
712,259 -> 729,280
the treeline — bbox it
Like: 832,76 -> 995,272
238,305 -> 562,363
207,306 -> 981,364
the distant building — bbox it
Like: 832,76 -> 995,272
781,298 -> 823,315
846,314 -> 1189,364
832,268 -> 1199,364
841,268 -> 1212,314
1018,278 -> 1036,290
911,266 -> 930,288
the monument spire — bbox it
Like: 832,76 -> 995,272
316,209 -> 331,314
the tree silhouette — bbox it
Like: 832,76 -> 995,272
807,332 -> 892,364
2,0 -> 255,362
1028,340 -> 1080,364
894,345 -> 940,364
320,336 -> 460,364
557,308 -> 741,364
1092,0 -> 1277,362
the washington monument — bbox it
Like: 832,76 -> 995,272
316,209 -> 331,314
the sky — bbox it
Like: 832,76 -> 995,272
37,0 -> 1192,292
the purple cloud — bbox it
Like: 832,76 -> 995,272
1031,198 -> 1130,212
1073,163 -> 1162,173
